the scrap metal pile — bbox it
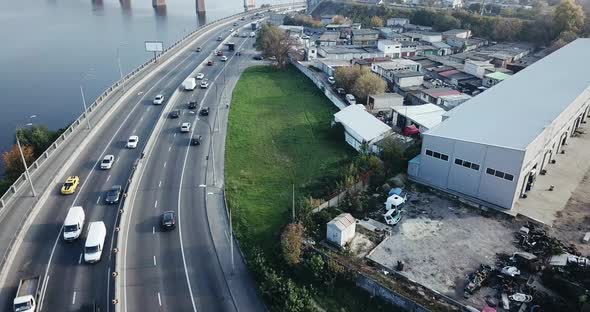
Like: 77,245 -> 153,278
515,225 -> 578,257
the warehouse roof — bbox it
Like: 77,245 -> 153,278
426,39 -> 590,150
334,105 -> 391,142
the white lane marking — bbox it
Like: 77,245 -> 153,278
168,146 -> 172,152
198,184 -> 206,188
154,200 -> 158,208
153,226 -> 155,234
133,128 -> 137,133
153,256 -> 157,267
138,91 -> 144,95
157,292 -> 162,306
207,192 -> 214,195
163,161 -> 167,168
72,291 -> 77,305
159,181 -> 162,188
39,274 -> 50,310
106,174 -> 111,182
96,196 -> 101,204
174,133 -> 177,138
78,253 -> 83,264
146,106 -> 151,111
224,230 -> 230,243
140,116 -> 144,122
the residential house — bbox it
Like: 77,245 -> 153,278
352,29 -> 379,46
333,104 -> 393,153
378,40 -> 402,58
387,17 -> 410,27
482,71 -> 512,88
442,29 -> 472,39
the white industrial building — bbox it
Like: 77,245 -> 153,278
408,39 -> 590,210
334,104 -> 392,153
327,213 -> 356,247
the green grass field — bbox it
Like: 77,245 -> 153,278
225,65 -> 353,251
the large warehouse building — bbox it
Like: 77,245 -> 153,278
408,39 -> 590,210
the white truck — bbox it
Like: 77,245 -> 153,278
13,276 -> 41,312
182,77 -> 197,91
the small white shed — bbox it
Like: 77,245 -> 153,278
326,213 -> 356,247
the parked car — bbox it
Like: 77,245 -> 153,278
191,135 -> 202,146
105,185 -> 122,204
200,80 -> 209,89
180,122 -> 191,133
327,76 -> 336,84
220,55 -> 228,62
207,60 -> 214,66
345,94 -> 356,105
126,135 -> 139,148
153,94 -> 165,105
196,47 -> 202,52
160,211 -> 176,230
195,73 -> 205,80
253,55 -> 264,60
100,155 -> 115,170
169,109 -> 180,118
188,101 -> 197,109
199,107 -> 209,116
61,176 -> 80,195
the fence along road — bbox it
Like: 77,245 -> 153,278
0,5 -> 292,311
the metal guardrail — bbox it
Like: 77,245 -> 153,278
0,2 -> 306,278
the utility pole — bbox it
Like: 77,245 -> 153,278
79,85 -> 92,130
117,47 -> 126,92
292,184 -> 295,221
16,117 -> 38,197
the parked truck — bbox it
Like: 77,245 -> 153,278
13,276 -> 41,312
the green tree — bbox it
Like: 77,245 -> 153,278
305,254 -> 325,282
493,18 -> 524,41
554,0 -> 585,34
281,223 -> 305,266
260,25 -> 294,68
381,137 -> 405,174
334,65 -> 369,92
370,16 -> 384,27
352,72 -> 386,104
468,3 -> 482,13
433,14 -> 461,31
17,126 -> 60,158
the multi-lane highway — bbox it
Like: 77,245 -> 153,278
0,12 -> 265,312
121,26 -> 264,312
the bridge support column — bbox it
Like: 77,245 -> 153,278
196,0 -> 205,13
152,0 -> 165,8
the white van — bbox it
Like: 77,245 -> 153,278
182,77 -> 197,91
249,31 -> 256,38
345,94 -> 356,105
63,206 -> 85,241
84,221 -> 106,263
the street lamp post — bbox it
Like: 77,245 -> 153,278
16,116 -> 37,197
116,47 -> 126,92
79,84 -> 92,130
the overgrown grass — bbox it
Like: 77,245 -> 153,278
225,65 -> 354,251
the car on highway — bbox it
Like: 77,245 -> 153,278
207,60 -> 214,66
100,155 -> 115,169
199,107 -> 209,116
61,176 -> 80,195
241,33 -> 248,38
233,22 -> 238,26
169,109 -> 180,118
328,76 -> 336,84
240,16 -> 245,21
220,55 -> 228,62
236,50 -> 242,56
153,94 -> 165,105
105,185 -> 122,204
188,101 -> 197,109
191,135 -> 202,146
217,36 -> 222,41
195,73 -> 205,80
253,55 -> 264,60
233,32 -> 239,37
161,211 -> 176,230
200,80 -> 209,89
126,135 -> 139,149
229,28 -> 234,32
84,221 -> 106,263
180,122 -> 191,133
196,47 -> 202,52
216,50 -> 224,56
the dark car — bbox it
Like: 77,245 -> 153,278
253,55 -> 264,60
196,47 -> 202,52
161,211 -> 176,230
233,22 -> 238,26
207,60 -> 214,66
199,107 -> 209,116
216,36 -> 222,41
169,109 -> 180,118
216,50 -> 223,56
105,185 -> 122,204
236,51 -> 242,56
188,101 -> 197,109
240,16 -> 245,21
191,135 -> 202,146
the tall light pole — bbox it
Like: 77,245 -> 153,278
16,115 -> 37,197
80,69 -> 96,130
116,46 -> 126,92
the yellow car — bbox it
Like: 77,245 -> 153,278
61,176 -> 80,195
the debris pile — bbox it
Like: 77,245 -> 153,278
515,225 -> 578,257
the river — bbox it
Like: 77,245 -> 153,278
0,0 -> 288,166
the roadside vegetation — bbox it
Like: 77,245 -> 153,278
0,126 -> 65,194
226,66 -> 401,311
333,65 -> 386,104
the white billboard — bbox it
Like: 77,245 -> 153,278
145,41 -> 164,52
